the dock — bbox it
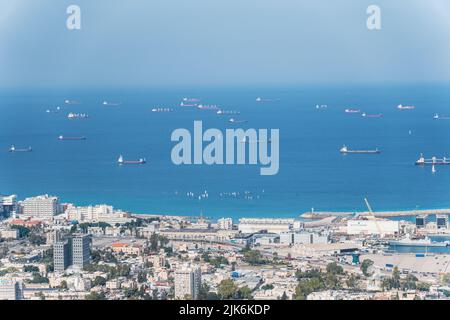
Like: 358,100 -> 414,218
300,209 -> 450,219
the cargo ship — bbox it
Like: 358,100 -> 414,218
415,153 -> 450,165
217,110 -> 240,115
117,155 -> 146,165
229,118 -> 248,124
180,101 -> 198,107
67,112 -> 89,119
58,135 -> 86,141
197,104 -> 220,111
345,108 -> 361,113
64,99 -> 80,105
397,104 -> 415,110
433,113 -> 450,120
183,97 -> 200,103
340,145 -> 380,154
151,108 -> 173,112
389,235 -> 448,247
102,101 -> 121,106
362,113 -> 383,118
9,145 -> 32,152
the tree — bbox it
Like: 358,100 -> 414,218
360,259 -> 374,277
392,267 -> 401,289
217,279 -> 238,299
10,225 -> 30,238
241,249 -> 266,265
237,286 -> 253,300
60,280 -> 68,290
346,274 -> 360,291
279,291 -> 288,300
85,291 -> 106,300
27,273 -> 49,284
261,284 -> 274,290
93,276 -> 107,287
24,265 -> 40,273
29,233 -> 46,246
326,262 -> 344,275
137,272 -> 147,283
294,277 -> 325,300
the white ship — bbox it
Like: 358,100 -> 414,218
389,235 -> 447,247
397,104 -> 415,110
9,145 -> 32,152
67,112 -> 89,119
117,155 -> 146,165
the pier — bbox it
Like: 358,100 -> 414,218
300,208 -> 450,219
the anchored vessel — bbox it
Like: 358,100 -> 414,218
416,153 -> 450,165
345,108 -> 361,113
389,235 -> 448,247
67,112 -> 89,119
229,118 -> 248,124
362,113 -> 383,118
340,145 -> 380,154
397,104 -> 415,110
433,113 -> 450,120
58,135 -> 86,141
117,155 -> 146,165
9,145 -> 32,152
151,108 -> 173,112
103,101 -> 121,106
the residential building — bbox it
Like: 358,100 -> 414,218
0,278 -> 22,300
20,194 -> 59,221
217,218 -> 233,230
54,240 -> 71,273
174,266 -> 202,300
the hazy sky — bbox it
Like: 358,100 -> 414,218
1,0 -> 449,88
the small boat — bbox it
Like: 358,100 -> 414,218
58,135 -> 86,141
9,145 -> 32,152
117,155 -> 146,165
362,113 -> 383,118
397,104 -> 415,110
229,118 -> 248,124
340,145 -> 380,154
345,108 -> 361,113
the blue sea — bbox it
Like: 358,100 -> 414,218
1,84 -> 450,219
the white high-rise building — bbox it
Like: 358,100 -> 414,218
20,194 -> 59,221
174,266 -> 202,300
217,218 -> 233,230
0,278 -> 22,300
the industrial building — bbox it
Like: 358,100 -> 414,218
347,219 -> 399,236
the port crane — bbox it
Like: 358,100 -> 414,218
364,197 -> 383,237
